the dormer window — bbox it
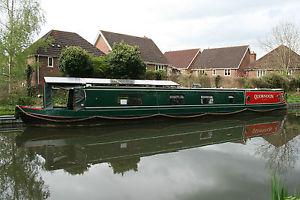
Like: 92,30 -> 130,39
48,57 -> 53,67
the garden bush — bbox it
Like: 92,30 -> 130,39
145,70 -> 155,80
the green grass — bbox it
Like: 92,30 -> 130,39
0,105 -> 16,115
286,93 -> 300,103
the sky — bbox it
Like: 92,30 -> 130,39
39,0 -> 300,58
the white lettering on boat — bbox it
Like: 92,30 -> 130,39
254,94 -> 274,100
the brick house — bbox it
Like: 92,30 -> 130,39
245,45 -> 300,78
28,30 -> 105,85
189,45 -> 256,77
94,30 -> 169,72
164,48 -> 201,73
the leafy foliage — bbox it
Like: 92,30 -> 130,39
154,69 -> 166,80
58,46 -> 93,77
106,41 -> 146,79
251,73 -> 290,91
145,70 -> 156,80
91,56 -> 110,78
0,0 -> 45,91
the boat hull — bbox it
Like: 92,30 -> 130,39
15,103 -> 287,127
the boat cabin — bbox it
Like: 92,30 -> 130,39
43,77 -> 180,111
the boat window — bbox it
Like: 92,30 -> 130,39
52,89 -> 69,108
170,94 -> 185,105
201,95 -> 214,104
228,95 -> 235,104
118,94 -> 142,106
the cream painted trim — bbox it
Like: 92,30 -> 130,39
191,68 -> 235,71
186,49 -> 201,69
146,61 -> 169,66
236,46 -> 249,69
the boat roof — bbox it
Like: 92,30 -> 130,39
44,77 -> 180,86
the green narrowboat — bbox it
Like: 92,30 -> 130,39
15,77 -> 287,127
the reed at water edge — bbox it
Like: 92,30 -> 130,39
271,173 -> 299,200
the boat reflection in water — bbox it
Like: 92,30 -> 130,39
17,112 -> 286,175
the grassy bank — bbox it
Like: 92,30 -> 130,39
0,105 -> 16,115
286,92 -> 300,103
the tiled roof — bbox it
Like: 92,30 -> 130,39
164,49 -> 200,69
36,30 -> 105,57
247,45 -> 300,70
190,45 -> 249,69
99,30 -> 169,65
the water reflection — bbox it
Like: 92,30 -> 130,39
15,112 -> 291,176
256,114 -> 300,175
0,132 -> 49,200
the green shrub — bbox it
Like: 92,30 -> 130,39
154,69 -> 166,80
199,76 -> 212,88
288,76 -> 299,92
264,73 -> 289,90
242,77 -> 254,88
145,70 -> 155,80
91,56 -> 110,78
4,89 -> 35,106
252,77 -> 269,88
215,75 -> 221,88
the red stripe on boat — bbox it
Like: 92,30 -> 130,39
246,91 -> 281,104
20,106 -> 43,110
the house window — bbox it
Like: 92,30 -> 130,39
170,94 -> 185,105
212,69 -> 216,76
155,65 -> 164,71
224,69 -> 231,76
118,94 -> 142,106
257,70 -> 266,77
48,57 -> 53,67
201,95 -> 214,104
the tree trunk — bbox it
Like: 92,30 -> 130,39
8,55 -> 12,93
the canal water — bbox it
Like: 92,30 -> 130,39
0,112 -> 299,200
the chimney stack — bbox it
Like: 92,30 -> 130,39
250,51 -> 256,64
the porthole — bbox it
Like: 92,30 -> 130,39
247,96 -> 251,102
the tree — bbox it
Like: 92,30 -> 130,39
0,0 -> 45,92
58,46 -> 93,77
106,41 -> 146,79
91,56 -> 110,78
259,21 -> 300,74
